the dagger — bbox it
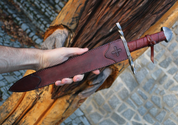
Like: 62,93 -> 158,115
9,24 -> 173,92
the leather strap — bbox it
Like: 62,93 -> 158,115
146,35 -> 157,63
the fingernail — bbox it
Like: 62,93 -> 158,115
76,78 -> 80,82
84,48 -> 88,51
63,80 -> 68,84
56,81 -> 62,86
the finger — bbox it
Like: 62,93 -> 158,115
73,74 -> 84,82
55,80 -> 63,86
61,78 -> 73,84
55,78 -> 73,86
92,70 -> 100,75
63,47 -> 88,57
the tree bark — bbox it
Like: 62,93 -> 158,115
0,0 -> 178,124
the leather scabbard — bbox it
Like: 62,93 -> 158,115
9,39 -> 127,92
9,28 -> 170,92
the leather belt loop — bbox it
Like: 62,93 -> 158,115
146,35 -> 156,63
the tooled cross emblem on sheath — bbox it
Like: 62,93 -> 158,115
112,46 -> 122,57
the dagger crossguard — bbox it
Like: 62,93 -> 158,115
116,23 -> 136,74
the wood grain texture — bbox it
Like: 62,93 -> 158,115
52,0 -> 176,98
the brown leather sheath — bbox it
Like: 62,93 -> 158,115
9,31 -> 166,92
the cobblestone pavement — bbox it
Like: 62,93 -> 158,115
0,1 -> 178,125
80,23 -> 178,125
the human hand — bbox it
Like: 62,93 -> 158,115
38,47 -> 100,86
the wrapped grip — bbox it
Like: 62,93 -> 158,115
128,31 -> 166,52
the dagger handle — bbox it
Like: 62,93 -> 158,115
128,31 -> 166,52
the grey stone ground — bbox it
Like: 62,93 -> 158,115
80,23 -> 178,125
0,0 -> 178,125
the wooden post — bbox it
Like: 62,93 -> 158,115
0,0 -> 178,124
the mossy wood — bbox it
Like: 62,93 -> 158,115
0,0 -> 178,124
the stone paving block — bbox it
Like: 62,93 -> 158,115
4,76 -> 17,83
75,108 -> 84,116
164,80 -> 174,89
155,122 -> 161,125
168,42 -> 177,51
70,113 -> 77,120
35,38 -> 43,44
111,112 -> 126,124
138,106 -> 147,116
86,105 -> 93,114
164,106 -> 170,112
170,85 -> 178,91
0,75 -> 3,80
170,113 -> 178,123
152,69 -> 163,80
135,62 -> 142,71
126,98 -> 137,109
173,73 -> 178,82
108,95 -> 121,109
137,89 -> 148,100
135,67 -> 148,84
168,67 -> 178,75
60,123 -> 65,125
143,114 -> 155,124
154,44 -> 163,52
175,26 -> 178,35
73,117 -> 81,124
105,89 -> 114,99
93,92 -> 105,106
131,93 -> 143,106
172,50 -> 178,58
102,103 -> 112,113
59,1 -> 65,7
163,118 -> 176,125
120,71 -> 138,92
79,116 -> 90,125
134,114 -> 141,121
98,107 -> 106,115
132,121 -> 142,125
99,119 -> 116,125
149,84 -> 158,94
118,87 -> 129,100
0,81 -> 6,87
141,57 -> 150,66
145,101 -> 153,109
32,35 -> 38,41
117,103 -> 127,113
163,94 -> 178,107
160,41 -> 169,47
89,112 -> 102,124
156,110 -> 166,122
21,23 -> 29,31
159,74 -> 168,85
152,96 -> 162,108
174,58 -> 178,66
143,79 -> 155,92
159,57 -> 172,68
121,109 -> 135,120
112,82 -> 123,92
173,105 -> 178,114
